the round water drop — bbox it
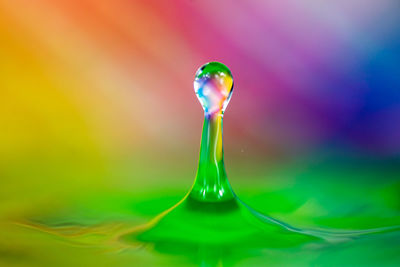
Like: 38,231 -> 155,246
194,62 -> 234,115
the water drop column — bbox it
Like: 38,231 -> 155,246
189,62 -> 236,202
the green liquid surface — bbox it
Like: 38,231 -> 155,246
3,160 -> 400,266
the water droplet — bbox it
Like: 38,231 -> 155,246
194,62 -> 233,115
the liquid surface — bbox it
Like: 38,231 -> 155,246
4,160 -> 400,266
3,62 -> 400,266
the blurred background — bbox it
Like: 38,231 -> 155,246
1,0 -> 400,236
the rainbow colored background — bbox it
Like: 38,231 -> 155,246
1,1 -> 400,266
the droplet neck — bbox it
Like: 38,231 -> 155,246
189,111 -> 235,202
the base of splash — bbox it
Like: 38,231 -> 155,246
120,194 -> 318,254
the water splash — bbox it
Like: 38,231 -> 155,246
121,62 -> 318,248
191,62 -> 235,202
